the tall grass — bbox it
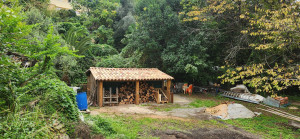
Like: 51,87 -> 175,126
225,115 -> 299,138
0,108 -> 55,138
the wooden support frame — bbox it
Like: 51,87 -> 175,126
87,76 -> 90,95
166,80 -> 172,103
135,81 -> 140,104
98,81 -> 103,107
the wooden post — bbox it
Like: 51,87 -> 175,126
98,81 -> 103,107
156,91 -> 160,104
135,81 -> 139,105
87,76 -> 90,95
167,80 -> 172,103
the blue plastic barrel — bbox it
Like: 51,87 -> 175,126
76,92 -> 88,111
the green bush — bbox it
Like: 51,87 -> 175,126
35,78 -> 79,120
92,117 -> 116,136
0,108 -> 55,138
22,77 -> 79,120
0,77 -> 79,137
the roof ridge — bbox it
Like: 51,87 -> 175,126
90,67 -> 158,70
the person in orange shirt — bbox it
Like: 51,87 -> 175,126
186,84 -> 193,96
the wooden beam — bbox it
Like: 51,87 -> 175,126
166,80 -> 172,103
135,81 -> 139,105
87,76 -> 90,95
98,81 -> 103,107
155,91 -> 160,104
162,81 -> 165,91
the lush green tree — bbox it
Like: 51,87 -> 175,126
0,2 -> 79,112
73,0 -> 119,44
120,0 -> 216,84
113,0 -> 135,50
181,0 -> 300,93
122,0 -> 181,67
219,1 -> 300,94
62,28 -> 92,55
71,44 -> 119,84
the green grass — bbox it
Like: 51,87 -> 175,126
224,115 -> 300,138
85,95 -> 300,138
85,114 -> 143,138
189,99 -> 219,108
84,114 -> 225,138
153,103 -> 183,111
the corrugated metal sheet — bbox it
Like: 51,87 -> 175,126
87,67 -> 174,81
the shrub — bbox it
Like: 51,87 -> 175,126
37,78 -> 79,120
0,108 -> 54,138
91,117 -> 116,136
24,78 -> 79,120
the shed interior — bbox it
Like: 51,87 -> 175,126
100,81 -> 169,106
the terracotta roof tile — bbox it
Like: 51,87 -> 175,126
87,67 -> 174,81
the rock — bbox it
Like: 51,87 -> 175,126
253,112 -> 262,116
225,104 -> 255,120
230,85 -> 250,93
206,103 -> 255,120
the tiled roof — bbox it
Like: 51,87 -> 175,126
87,67 -> 174,81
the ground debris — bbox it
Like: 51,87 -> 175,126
152,128 -> 259,139
206,103 -> 255,120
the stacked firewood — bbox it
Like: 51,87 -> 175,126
139,82 -> 156,103
118,82 -> 157,104
119,82 -> 135,104
274,96 -> 289,105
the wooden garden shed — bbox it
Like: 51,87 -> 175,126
86,67 -> 174,107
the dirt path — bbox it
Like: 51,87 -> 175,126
173,94 -> 194,104
90,94 -> 208,119
90,104 -> 169,116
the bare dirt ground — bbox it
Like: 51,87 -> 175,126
173,94 -> 194,104
89,94 -> 261,139
152,128 -> 259,139
90,94 -> 211,120
90,104 -> 168,116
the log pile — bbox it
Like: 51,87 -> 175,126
274,96 -> 289,105
119,82 -> 135,104
119,82 -> 157,104
139,82 -> 156,103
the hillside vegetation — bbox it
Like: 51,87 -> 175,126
0,0 -> 299,138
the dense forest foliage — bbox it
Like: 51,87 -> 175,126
0,0 -> 299,137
